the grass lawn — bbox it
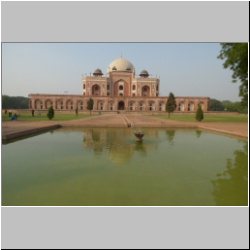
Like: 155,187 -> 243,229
2,113 -> 94,122
148,114 -> 248,123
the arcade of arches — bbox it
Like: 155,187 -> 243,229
29,95 -> 209,112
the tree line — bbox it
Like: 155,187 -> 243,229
209,99 -> 248,114
2,95 -> 29,109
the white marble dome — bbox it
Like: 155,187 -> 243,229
107,56 -> 134,73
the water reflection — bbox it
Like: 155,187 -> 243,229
146,129 -> 159,138
108,143 -> 134,166
82,130 -> 105,156
166,130 -> 176,146
195,130 -> 202,138
91,130 -> 101,141
211,142 -> 248,206
82,128 -> 161,166
133,142 -> 147,157
82,129 -> 133,165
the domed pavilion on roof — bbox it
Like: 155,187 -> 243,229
29,54 -> 210,112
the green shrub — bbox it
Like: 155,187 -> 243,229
47,106 -> 54,120
195,105 -> 204,122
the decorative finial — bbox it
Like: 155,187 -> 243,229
121,52 -> 122,58
156,75 -> 157,78
151,74 -> 152,78
159,76 -> 160,79
90,72 -> 91,76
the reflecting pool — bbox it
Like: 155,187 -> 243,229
1,128 -> 248,206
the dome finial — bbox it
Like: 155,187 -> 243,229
121,52 -> 122,58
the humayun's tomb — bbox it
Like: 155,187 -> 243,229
29,54 -> 210,112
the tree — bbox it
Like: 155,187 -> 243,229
20,99 -> 29,109
195,105 -> 204,122
209,99 -> 224,111
47,106 -> 54,120
75,108 -> 78,116
165,92 -> 176,118
218,43 -> 248,106
221,100 -> 232,108
224,104 -> 238,112
87,98 -> 94,115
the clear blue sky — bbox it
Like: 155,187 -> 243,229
2,43 -> 241,101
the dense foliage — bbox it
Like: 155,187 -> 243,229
209,99 -> 248,113
2,95 -> 29,109
47,106 -> 54,120
223,101 -> 248,114
218,43 -> 248,106
20,99 -> 29,109
195,105 -> 204,122
165,92 -> 176,118
209,99 -> 224,111
87,98 -> 94,115
221,100 -> 232,107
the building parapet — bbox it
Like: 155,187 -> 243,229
29,94 -> 84,97
85,76 -> 108,79
135,78 -> 159,81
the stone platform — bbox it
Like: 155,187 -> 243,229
2,114 -> 248,140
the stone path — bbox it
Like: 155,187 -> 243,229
124,114 -> 198,128
61,114 -> 127,127
2,114 -> 248,140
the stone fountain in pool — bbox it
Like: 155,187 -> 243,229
134,131 -> 145,142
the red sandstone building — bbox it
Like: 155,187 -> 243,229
29,55 -> 210,112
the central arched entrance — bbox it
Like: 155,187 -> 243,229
118,101 -> 124,110
92,84 -> 101,96
142,85 -> 150,96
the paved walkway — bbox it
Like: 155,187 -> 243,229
60,114 -> 127,127
2,114 -> 248,140
124,115 -> 198,128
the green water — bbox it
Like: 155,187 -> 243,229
1,128 -> 248,206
